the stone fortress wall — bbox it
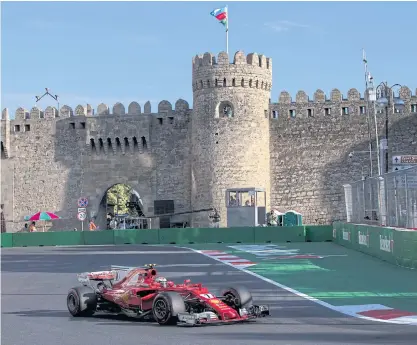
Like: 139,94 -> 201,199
1,50 -> 416,231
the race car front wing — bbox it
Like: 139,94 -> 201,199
177,305 -> 270,326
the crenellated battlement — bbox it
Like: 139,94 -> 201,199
275,86 -> 417,104
2,99 -> 191,121
269,86 -> 417,119
192,51 -> 272,92
192,51 -> 272,70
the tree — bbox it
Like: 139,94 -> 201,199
106,184 -> 132,215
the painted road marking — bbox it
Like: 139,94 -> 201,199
199,250 -> 256,269
193,248 -> 417,326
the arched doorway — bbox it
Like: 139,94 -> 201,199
97,183 -> 148,230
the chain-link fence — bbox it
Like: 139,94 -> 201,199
344,166 -> 417,228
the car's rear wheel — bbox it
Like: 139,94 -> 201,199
152,292 -> 186,325
221,285 -> 253,309
67,286 -> 97,317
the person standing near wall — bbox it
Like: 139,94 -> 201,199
89,219 -> 97,231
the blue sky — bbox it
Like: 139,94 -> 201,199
1,1 -> 417,116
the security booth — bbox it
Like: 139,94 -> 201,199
225,188 -> 267,227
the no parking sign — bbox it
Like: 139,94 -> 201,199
78,197 -> 88,208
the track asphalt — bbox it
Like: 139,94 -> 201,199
2,244 -> 417,345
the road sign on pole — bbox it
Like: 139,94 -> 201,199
77,212 -> 86,221
78,197 -> 88,208
392,155 -> 417,165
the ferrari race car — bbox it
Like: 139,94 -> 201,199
67,264 -> 269,326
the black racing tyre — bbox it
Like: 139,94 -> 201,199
67,286 -> 97,317
152,292 -> 186,325
221,285 -> 253,309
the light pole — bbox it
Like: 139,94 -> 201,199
374,82 -> 405,173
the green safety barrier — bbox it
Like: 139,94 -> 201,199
332,221 -> 417,269
254,226 -> 305,243
83,230 -> 115,245
158,227 -> 256,244
1,224 -> 336,248
12,231 -> 84,247
114,229 -> 159,245
1,233 -> 13,247
305,225 -> 333,242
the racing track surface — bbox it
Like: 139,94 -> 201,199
2,244 -> 417,345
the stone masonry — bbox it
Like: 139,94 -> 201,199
1,50 -> 417,232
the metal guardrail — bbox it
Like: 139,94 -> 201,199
344,166 -> 417,228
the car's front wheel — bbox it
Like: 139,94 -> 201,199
152,292 -> 186,325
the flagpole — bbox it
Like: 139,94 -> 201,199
226,5 -> 229,54
363,48 -> 374,177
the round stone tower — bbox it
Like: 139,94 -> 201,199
191,50 -> 272,227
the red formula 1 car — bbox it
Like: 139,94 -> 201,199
67,264 -> 269,326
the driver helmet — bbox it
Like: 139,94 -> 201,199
155,276 -> 167,287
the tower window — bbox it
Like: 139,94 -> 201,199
217,101 -> 234,118
324,107 -> 331,115
342,107 -> 349,115
307,109 -> 313,117
241,78 -> 244,87
69,122 -> 75,129
232,78 -> 236,86
141,136 -> 147,150
272,110 -> 278,119
158,118 -> 163,125
24,124 -> 31,131
411,104 -> 417,113
360,106 -> 366,114
14,125 -> 21,132
289,109 -> 296,118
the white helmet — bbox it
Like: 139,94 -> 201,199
155,276 -> 167,287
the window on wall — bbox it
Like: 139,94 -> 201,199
324,108 -> 331,115
14,125 -> 20,132
289,109 -> 295,118
342,107 -> 349,115
412,104 -> 417,113
217,101 -> 234,118
360,106 -> 366,114
24,124 -> 30,131
272,110 -> 278,119
307,109 -> 313,117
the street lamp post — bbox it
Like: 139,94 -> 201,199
374,82 -> 405,174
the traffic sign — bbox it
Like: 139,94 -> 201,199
77,212 -> 87,221
392,165 -> 414,172
392,155 -> 417,165
78,207 -> 86,213
78,197 -> 88,207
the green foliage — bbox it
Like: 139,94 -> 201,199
106,184 -> 132,215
